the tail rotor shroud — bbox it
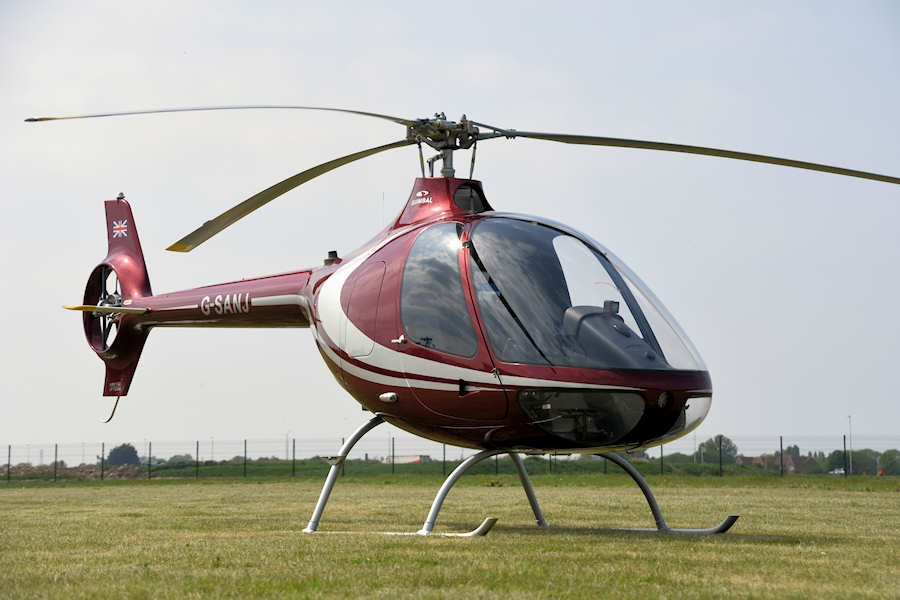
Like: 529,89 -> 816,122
80,196 -> 153,396
84,264 -> 123,351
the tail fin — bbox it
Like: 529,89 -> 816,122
103,195 -> 152,298
80,196 -> 153,396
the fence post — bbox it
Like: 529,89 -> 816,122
54,444 -> 58,482
660,445 -> 664,475
843,434 -> 848,477
7,444 -> 11,483
148,442 -> 152,480
495,454 -> 499,475
779,436 -> 784,476
100,442 -> 105,481
341,438 -> 345,477
195,441 -> 200,479
548,453 -> 552,474
391,437 -> 395,474
292,438 -> 296,477
243,439 -> 247,478
718,435 -> 723,476
442,444 -> 446,476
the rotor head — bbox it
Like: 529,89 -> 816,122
406,113 -> 480,151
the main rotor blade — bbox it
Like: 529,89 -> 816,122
25,105 -> 417,127
167,139 -> 414,252
472,123 -> 900,185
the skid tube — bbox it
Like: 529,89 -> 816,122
600,452 -> 739,534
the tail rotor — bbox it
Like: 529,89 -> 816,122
89,265 -> 123,351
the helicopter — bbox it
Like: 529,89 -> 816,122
28,106 -> 899,536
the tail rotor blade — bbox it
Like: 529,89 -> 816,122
167,139 -> 414,252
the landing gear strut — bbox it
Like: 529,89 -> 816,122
599,452 -> 739,534
302,417 -> 545,537
416,448 -> 548,535
301,419 -> 738,536
303,416 -> 384,533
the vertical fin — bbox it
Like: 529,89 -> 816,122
85,195 -> 153,396
103,195 -> 152,297
101,327 -> 149,396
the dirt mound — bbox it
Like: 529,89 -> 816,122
3,464 -> 146,480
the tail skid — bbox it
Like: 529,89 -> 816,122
101,395 -> 122,423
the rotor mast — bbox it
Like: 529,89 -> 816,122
440,149 -> 454,178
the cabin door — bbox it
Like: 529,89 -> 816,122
395,222 -> 507,421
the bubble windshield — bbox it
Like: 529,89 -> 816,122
468,217 -> 705,371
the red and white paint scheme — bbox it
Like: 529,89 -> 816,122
70,177 -> 712,455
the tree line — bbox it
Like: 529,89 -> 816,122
90,438 -> 900,476
628,435 -> 899,475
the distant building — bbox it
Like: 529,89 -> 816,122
737,455 -> 819,473
384,455 -> 432,464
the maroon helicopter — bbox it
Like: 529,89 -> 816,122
29,106 -> 899,536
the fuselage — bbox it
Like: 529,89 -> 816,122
102,177 -> 711,454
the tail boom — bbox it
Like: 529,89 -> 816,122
76,196 -> 314,397
121,271 -> 312,329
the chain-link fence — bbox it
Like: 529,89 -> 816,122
2,433 -> 898,482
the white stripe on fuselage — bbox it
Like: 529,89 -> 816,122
314,331 -> 491,392
251,294 -> 307,308
158,304 -> 199,311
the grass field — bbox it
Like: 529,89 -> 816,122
1,474 -> 897,598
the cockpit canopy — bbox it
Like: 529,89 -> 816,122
402,216 -> 705,372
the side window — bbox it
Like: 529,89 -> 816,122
346,261 -> 386,357
401,223 -> 478,357
453,185 -> 486,212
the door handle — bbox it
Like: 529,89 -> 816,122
391,334 -> 406,345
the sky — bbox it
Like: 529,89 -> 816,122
1,2 -> 898,454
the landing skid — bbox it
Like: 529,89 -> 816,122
301,419 -> 737,536
309,518 -> 499,538
380,517 -> 499,537
599,452 -> 739,534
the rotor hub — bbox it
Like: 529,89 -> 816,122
407,113 -> 479,151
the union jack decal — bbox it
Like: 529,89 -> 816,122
111,219 -> 128,238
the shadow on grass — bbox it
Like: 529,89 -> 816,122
287,520 -> 845,547
477,521 -> 845,546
